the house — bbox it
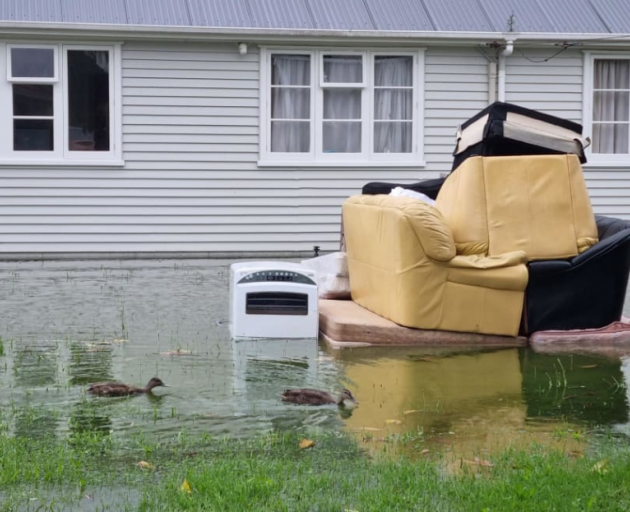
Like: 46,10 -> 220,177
0,0 -> 629,259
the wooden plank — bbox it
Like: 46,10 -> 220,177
318,300 -> 527,347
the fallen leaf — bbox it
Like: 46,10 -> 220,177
385,419 -> 402,425
420,449 -> 430,455
579,364 -> 598,369
463,457 -> 494,467
592,460 -> 609,474
299,439 -> 315,449
136,461 -> 155,470
161,349 -> 193,356
180,479 -> 192,494
567,450 -> 584,459
403,410 -> 421,415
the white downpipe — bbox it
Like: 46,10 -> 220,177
488,61 -> 497,103
498,40 -> 514,102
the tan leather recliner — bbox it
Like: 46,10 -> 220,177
343,195 -> 529,337
435,154 -> 598,260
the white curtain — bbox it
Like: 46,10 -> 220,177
271,55 -> 311,153
593,60 -> 630,154
323,56 -> 362,153
374,56 -> 413,153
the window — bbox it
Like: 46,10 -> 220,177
260,49 -> 424,166
0,43 -> 122,165
584,53 -> 630,164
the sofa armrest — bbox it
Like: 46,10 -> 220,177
447,253 -> 528,291
528,260 -> 572,275
448,251 -> 528,270
571,229 -> 630,267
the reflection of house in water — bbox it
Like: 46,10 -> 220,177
0,339 -> 121,438
68,342 -> 115,386
12,342 -> 58,388
69,399 -> 113,438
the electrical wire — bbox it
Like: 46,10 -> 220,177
515,45 -> 573,63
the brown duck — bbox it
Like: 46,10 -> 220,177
87,377 -> 168,397
281,388 -> 358,407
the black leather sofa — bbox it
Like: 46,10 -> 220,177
361,177 -> 445,200
525,216 -> 630,333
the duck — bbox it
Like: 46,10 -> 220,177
87,377 -> 168,397
281,388 -> 358,407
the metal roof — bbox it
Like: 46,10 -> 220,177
0,0 -> 628,35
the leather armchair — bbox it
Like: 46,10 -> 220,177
525,216 -> 630,333
343,195 -> 529,337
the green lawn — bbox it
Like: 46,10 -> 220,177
1,429 -> 630,511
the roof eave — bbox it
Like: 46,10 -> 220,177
0,21 -> 628,46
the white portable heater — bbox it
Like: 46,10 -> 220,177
229,261 -> 319,339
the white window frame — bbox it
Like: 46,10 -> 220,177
583,51 -> 630,167
264,49 -> 315,164
7,44 -> 59,83
259,47 -> 425,168
0,41 -> 123,167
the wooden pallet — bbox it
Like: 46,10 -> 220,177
319,299 -> 527,348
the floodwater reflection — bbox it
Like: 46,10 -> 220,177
329,346 -> 630,459
0,259 -> 629,460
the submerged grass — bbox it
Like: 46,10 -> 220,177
0,428 -> 630,511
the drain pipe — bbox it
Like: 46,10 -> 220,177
497,40 -> 514,102
488,60 -> 497,103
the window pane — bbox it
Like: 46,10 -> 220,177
271,121 -> 310,152
323,89 -> 361,120
593,91 -> 629,122
323,122 -> 361,153
374,90 -> 412,120
271,89 -> 310,119
68,50 -> 110,152
14,119 -> 54,151
374,122 -> 412,153
11,48 -> 55,78
271,55 -> 310,86
594,60 -> 630,90
593,123 -> 629,154
374,56 -> 413,87
13,84 -> 53,117
323,55 -> 362,83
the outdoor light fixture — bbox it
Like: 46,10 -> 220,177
238,43 -> 248,55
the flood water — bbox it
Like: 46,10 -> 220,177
1,259 -> 630,460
